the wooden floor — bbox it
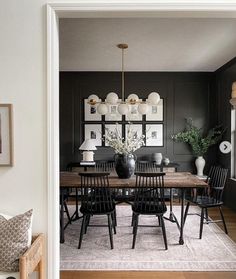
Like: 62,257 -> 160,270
60,206 -> 236,279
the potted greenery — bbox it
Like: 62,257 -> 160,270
171,118 -> 224,176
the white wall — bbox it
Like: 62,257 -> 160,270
0,0 -> 48,233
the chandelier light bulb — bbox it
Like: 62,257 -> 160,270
97,103 -> 109,115
88,94 -> 99,105
127,94 -> 139,104
118,103 -> 129,115
147,92 -> 160,105
138,103 -> 149,114
106,92 -> 119,105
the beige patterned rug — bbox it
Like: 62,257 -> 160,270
60,205 -> 236,271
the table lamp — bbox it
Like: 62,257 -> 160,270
79,139 -> 97,162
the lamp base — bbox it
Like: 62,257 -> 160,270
82,151 -> 94,162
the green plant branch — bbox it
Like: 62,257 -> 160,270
171,118 -> 225,157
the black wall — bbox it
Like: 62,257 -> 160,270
60,71 -> 216,172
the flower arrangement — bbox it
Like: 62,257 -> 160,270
171,118 -> 224,157
104,124 -> 145,155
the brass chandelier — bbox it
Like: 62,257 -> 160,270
87,43 -> 161,115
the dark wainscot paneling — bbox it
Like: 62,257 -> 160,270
60,71 -> 215,173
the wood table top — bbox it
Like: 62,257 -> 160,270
60,171 -> 207,189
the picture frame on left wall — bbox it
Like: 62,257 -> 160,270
0,104 -> 13,166
84,124 -> 102,146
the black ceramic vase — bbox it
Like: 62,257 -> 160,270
114,154 -> 136,179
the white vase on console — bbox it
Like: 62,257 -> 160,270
153,153 -> 162,165
195,156 -> 205,176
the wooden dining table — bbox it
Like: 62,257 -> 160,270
60,171 -> 207,245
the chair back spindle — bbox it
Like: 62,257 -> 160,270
202,166 -> 228,204
133,172 -> 166,214
79,172 -> 114,213
135,161 -> 161,173
95,160 -> 115,173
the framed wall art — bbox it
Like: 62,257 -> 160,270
0,104 -> 13,166
125,103 -> 143,121
145,124 -> 163,146
84,99 -> 102,121
104,124 -> 122,146
125,124 -> 143,143
84,124 -> 102,146
105,99 -> 122,121
146,99 -> 164,121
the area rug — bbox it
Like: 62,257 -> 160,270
60,205 -> 236,271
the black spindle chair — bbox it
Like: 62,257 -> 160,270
184,166 -> 228,239
95,160 -> 115,172
78,172 -> 116,249
135,160 -> 161,173
94,160 -> 118,221
132,172 -> 168,249
135,160 -> 178,208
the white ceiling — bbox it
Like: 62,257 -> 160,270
59,18 -> 236,72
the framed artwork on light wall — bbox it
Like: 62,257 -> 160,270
104,124 -> 122,146
145,124 -> 163,146
0,104 -> 13,166
84,99 -> 102,121
84,124 -> 102,146
105,99 -> 122,121
146,99 -> 164,121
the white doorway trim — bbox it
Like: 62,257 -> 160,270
47,1 -> 236,278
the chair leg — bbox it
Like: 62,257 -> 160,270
111,212 -> 116,234
132,213 -> 137,234
199,208 -> 204,239
107,214 -> 114,249
131,212 -> 134,226
183,201 -> 190,225
78,215 -> 86,249
84,215 -> 90,234
63,201 -> 72,224
111,210 -> 117,227
205,208 -> 209,224
157,215 -> 161,226
113,209 -> 117,227
132,213 -> 139,249
160,215 -> 168,250
219,206 -> 228,234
